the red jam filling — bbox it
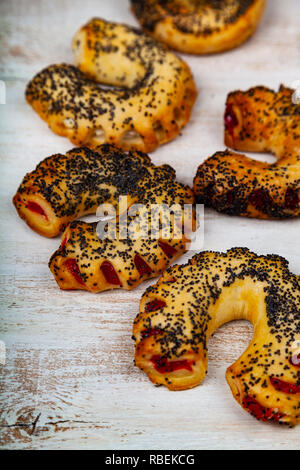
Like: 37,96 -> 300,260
270,377 -> 300,394
290,354 -> 300,368
61,236 -> 68,248
227,190 -> 234,205
165,277 -> 177,284
101,261 -> 121,285
134,254 -> 152,276
224,103 -> 238,138
151,355 -> 194,374
249,188 -> 270,210
242,396 -> 284,422
145,299 -> 166,313
26,201 -> 48,220
285,188 -> 299,210
65,259 -> 85,286
158,241 -> 177,258
141,328 -> 163,339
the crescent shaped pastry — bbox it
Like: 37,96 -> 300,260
133,248 -> 300,426
25,18 -> 196,152
194,85 -> 300,218
131,0 -> 266,54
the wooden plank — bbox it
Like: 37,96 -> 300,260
0,0 -> 299,450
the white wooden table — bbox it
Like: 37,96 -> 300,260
0,0 -> 299,450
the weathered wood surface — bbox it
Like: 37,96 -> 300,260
0,0 -> 299,450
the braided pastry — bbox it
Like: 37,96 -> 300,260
194,85 -> 300,218
25,18 -> 196,153
133,247 -> 300,426
131,0 -> 266,54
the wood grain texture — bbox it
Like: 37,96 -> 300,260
0,0 -> 299,450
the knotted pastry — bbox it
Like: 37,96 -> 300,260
194,85 -> 300,218
131,0 -> 266,54
25,18 -> 196,152
133,247 -> 300,426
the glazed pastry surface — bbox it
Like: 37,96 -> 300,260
194,85 -> 300,218
133,248 -> 300,426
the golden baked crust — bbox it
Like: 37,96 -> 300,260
133,247 -> 300,426
194,85 -> 300,218
49,219 -> 189,293
13,145 -> 152,237
131,0 -> 266,54
13,143 -> 194,292
25,18 -> 196,152
13,143 -> 194,236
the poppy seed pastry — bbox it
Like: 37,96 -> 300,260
130,0 -> 266,54
48,218 -> 191,293
25,18 -> 196,152
13,144 -> 194,243
48,190 -> 195,292
193,85 -> 300,218
133,247 -> 300,426
14,142 -> 195,292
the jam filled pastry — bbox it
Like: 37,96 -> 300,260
194,85 -> 300,218
14,143 -> 195,292
13,144 -> 194,243
130,0 -> 266,54
49,196 -> 195,292
25,18 -> 196,153
48,217 -> 191,292
133,248 -> 300,426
